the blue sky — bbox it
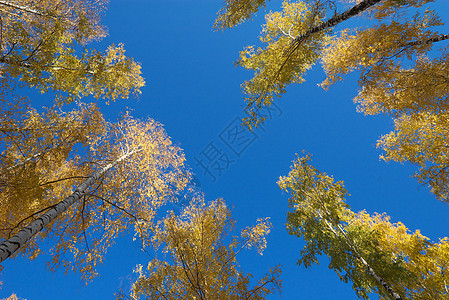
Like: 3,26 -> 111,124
2,0 -> 449,299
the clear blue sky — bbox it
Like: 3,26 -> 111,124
2,1 -> 449,299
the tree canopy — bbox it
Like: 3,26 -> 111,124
124,198 -> 281,300
0,0 -> 144,104
280,154 -> 449,299
215,0 -> 449,202
0,104 -> 190,280
2,0 -> 449,299
0,0 -> 185,283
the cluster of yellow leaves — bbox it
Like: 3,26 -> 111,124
366,0 -> 434,20
350,211 -> 449,300
241,217 -> 271,255
280,154 -> 449,299
214,0 -> 268,29
0,0 -> 107,46
1,294 -> 23,300
0,97 -> 103,271
43,115 -> 189,281
48,43 -> 144,105
356,53 -> 449,116
0,90 -> 105,243
238,0 -> 326,129
0,0 -> 144,104
321,8 -> 443,109
378,111 -> 449,201
125,198 -> 281,300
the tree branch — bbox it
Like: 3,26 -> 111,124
0,149 -> 140,263
303,170 -> 403,300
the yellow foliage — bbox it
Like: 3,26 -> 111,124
0,102 -> 190,281
125,199 -> 281,300
0,0 -> 144,104
350,211 -> 449,300
214,0 -> 268,29
238,0 -> 325,129
2,294 -> 21,300
315,3 -> 449,201
281,154 -> 449,299
226,0 -> 449,200
321,10 -> 444,115
378,111 -> 449,201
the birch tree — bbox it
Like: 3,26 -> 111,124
0,101 -> 105,256
0,110 -> 190,281
0,76 -> 105,241
279,154 -> 449,299
122,198 -> 281,300
215,0 -> 391,128
218,0 -> 440,128
217,0 -> 449,201
0,0 -> 144,104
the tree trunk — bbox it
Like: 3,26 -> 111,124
405,33 -> 449,47
333,222 -> 402,300
0,149 -> 137,263
358,256 -> 402,300
317,209 -> 402,300
291,0 -> 383,47
0,0 -> 49,17
268,0 -> 384,105
5,152 -> 42,171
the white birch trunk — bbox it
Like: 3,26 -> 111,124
5,152 -> 42,171
316,209 -> 402,300
291,0 -> 383,47
0,150 -> 136,263
0,0 -> 45,17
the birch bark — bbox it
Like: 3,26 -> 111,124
0,149 -> 138,263
290,0 -> 383,48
